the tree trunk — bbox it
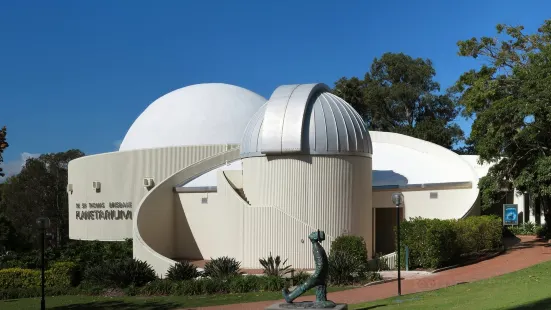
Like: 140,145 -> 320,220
535,196 -> 542,225
543,196 -> 551,228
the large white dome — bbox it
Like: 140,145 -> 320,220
119,83 -> 267,151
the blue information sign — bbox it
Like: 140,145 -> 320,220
503,204 -> 518,225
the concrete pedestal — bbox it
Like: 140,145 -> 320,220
265,302 -> 348,310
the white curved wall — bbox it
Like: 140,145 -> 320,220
134,148 -> 241,277
242,155 -> 373,257
370,131 -> 480,220
68,144 -> 235,241
183,159 -> 242,187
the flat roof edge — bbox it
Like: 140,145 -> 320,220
173,181 -> 472,194
174,186 -> 217,193
373,181 -> 472,192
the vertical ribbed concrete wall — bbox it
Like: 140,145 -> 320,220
68,144 -> 236,241
242,155 -> 373,257
180,169 -> 338,269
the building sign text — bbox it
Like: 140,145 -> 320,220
75,202 -> 132,221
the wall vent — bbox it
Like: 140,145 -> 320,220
430,192 -> 438,199
201,197 -> 208,204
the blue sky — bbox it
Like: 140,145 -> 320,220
1,0 -> 550,178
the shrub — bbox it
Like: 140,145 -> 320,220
456,215 -> 502,253
84,258 -> 156,288
328,235 -> 371,285
59,239 -> 133,274
532,223 -> 551,239
328,250 -> 357,285
140,279 -> 176,296
399,216 -> 503,270
365,271 -> 383,283
259,253 -> 293,277
260,275 -> 286,291
0,262 -> 79,289
330,235 -> 369,272
0,268 -> 40,289
0,239 -> 133,272
203,256 -> 242,279
368,253 -> 390,271
508,222 -> 543,236
228,275 -> 261,293
398,217 -> 459,269
48,261 -> 80,287
173,279 -> 204,295
291,270 -> 310,284
166,261 -> 200,281
200,277 -> 230,294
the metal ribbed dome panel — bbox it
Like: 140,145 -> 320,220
240,83 -> 372,158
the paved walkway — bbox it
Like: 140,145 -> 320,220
186,236 -> 551,310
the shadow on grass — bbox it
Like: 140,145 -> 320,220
50,300 -> 182,310
506,297 -> 551,309
502,237 -> 551,254
355,305 -> 387,310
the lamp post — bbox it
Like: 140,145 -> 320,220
36,217 -> 50,310
391,192 -> 404,296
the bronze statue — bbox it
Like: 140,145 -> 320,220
282,230 -> 336,308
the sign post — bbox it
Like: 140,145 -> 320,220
503,204 -> 519,226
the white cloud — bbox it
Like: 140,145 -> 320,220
0,152 -> 40,182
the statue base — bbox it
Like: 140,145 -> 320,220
265,302 -> 348,310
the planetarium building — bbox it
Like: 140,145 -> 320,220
68,82 -> 488,276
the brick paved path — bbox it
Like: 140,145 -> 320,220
186,236 -> 551,310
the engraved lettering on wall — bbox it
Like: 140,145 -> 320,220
75,202 -> 132,220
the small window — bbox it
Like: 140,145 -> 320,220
201,197 -> 208,204
430,192 -> 438,199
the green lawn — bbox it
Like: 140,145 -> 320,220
0,287 -> 349,310
4,260 -> 551,310
351,259 -> 551,310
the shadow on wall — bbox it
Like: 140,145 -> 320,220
373,170 -> 408,187
173,197 -> 203,261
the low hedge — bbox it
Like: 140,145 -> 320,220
398,215 -> 503,269
0,276 -> 288,300
456,215 -> 503,253
140,276 -> 287,296
0,262 -> 78,289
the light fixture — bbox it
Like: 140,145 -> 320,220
391,192 -> 404,296
391,192 -> 404,206
143,177 -> 155,189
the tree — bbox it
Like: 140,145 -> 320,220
452,19 -> 551,222
0,149 -> 84,250
0,126 -> 8,177
333,52 -> 464,150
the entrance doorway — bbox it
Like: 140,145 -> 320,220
375,207 -> 404,255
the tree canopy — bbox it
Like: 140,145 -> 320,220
0,126 -> 8,177
452,19 -> 551,221
333,52 -> 464,150
0,149 -> 84,250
